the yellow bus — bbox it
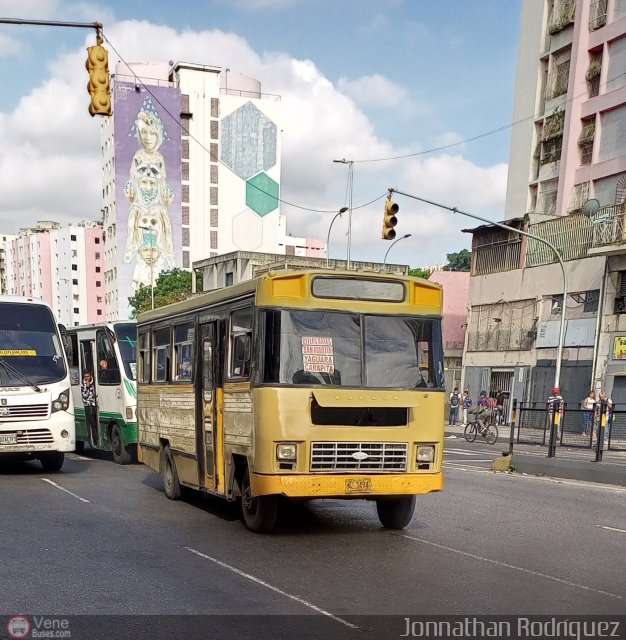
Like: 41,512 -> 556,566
137,269 -> 444,532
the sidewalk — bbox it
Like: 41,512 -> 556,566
443,422 -> 626,487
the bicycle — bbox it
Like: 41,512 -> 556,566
464,416 -> 498,445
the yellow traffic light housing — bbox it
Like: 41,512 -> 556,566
382,198 -> 399,240
86,36 -> 111,117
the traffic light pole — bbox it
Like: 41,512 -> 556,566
389,188 -> 568,392
0,18 -> 102,31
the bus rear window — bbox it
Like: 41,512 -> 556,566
312,277 -> 405,302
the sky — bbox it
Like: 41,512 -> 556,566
0,0 -> 522,268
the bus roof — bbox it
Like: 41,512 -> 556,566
138,269 -> 442,325
0,295 -> 51,307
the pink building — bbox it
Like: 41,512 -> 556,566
7,220 -> 105,326
428,270 -> 470,395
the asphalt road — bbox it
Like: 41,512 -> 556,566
1,447 -> 625,638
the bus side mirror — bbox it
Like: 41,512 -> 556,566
58,324 -> 72,359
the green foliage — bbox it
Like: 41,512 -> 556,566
128,268 -> 197,318
443,249 -> 471,272
408,267 -> 432,279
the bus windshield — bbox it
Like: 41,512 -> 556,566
115,323 -> 137,381
261,309 -> 444,389
0,302 -> 66,385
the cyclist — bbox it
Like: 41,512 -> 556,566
471,390 -> 492,435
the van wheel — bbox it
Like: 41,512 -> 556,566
163,447 -> 182,500
376,496 -> 416,529
40,452 -> 65,472
110,424 -> 132,465
241,467 -> 277,533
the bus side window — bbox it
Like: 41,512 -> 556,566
153,326 -> 171,383
230,307 -> 252,379
173,322 -> 194,382
96,329 -> 121,385
138,331 -> 151,383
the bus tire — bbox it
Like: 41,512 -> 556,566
110,423 -> 132,465
376,496 -> 416,529
163,447 -> 182,500
74,440 -> 85,453
40,452 -> 65,473
241,466 -> 277,533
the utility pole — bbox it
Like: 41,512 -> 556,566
333,159 -> 354,270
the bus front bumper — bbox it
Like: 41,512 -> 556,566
251,472 -> 443,498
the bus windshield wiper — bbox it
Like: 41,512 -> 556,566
0,357 -> 42,392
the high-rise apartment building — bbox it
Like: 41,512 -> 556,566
5,221 -> 105,326
463,0 -> 626,407
102,61 -> 323,320
0,234 -> 16,295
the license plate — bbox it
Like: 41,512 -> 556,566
345,478 -> 372,494
0,433 -> 17,445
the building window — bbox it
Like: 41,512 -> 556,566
210,231 -> 217,249
72,279 -> 78,285
71,264 -> 78,271
95,237 -> 100,244
182,228 -> 190,246
73,307 -> 79,314
95,252 -> 101,259
584,290 -> 600,313
210,143 -> 218,162
589,0 -> 607,30
182,139 -> 190,159
578,119 -> 595,165
182,161 -> 190,181
615,271 -> 626,314
96,266 -> 101,273
210,208 -> 218,227
183,251 -> 189,268
210,164 -> 218,184
182,184 -> 189,202
225,272 -> 234,286
96,281 -> 101,287
551,294 -> 563,315
182,206 -> 190,225
70,235 -> 77,241
210,187 -> 218,205
210,120 -> 219,140
210,98 -> 219,118
97,309 -> 103,316
546,50 -> 571,100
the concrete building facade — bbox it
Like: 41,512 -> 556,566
0,234 -> 16,295
5,221 -> 104,326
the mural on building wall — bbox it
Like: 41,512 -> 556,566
114,83 -> 181,308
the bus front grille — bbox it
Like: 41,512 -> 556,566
16,429 -> 55,444
0,404 -> 50,419
310,442 -> 408,472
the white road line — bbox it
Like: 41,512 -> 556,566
445,458 -> 493,463
40,478 -> 90,503
184,546 -> 357,629
401,534 -> 623,601
444,451 -> 477,456
67,453 -> 92,461
595,525 -> 626,533
445,448 -> 488,454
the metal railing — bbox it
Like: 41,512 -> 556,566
591,205 -> 626,247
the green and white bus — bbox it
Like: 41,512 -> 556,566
67,322 -> 137,464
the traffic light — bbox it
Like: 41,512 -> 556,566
86,40 -> 112,117
382,198 -> 399,240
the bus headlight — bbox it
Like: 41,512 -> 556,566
276,443 -> 297,461
52,389 -> 70,413
417,446 -> 435,463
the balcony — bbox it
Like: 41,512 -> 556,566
588,205 -> 626,256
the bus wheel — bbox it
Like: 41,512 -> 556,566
163,447 -> 182,500
241,467 -> 277,533
40,452 -> 65,473
74,440 -> 85,453
376,496 -> 416,529
110,424 -> 132,465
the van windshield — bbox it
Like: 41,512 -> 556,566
0,302 -> 66,385
261,309 -> 444,389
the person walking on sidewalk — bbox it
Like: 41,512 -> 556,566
495,390 -> 506,425
596,391 -> 613,445
449,387 -> 461,426
462,389 -> 472,425
582,390 -> 596,436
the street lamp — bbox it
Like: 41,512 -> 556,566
383,233 -> 412,265
333,159 -> 354,269
388,188 -> 568,392
326,207 -> 349,267
138,225 -> 156,310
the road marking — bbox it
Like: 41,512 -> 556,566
444,450 -> 477,456
595,525 -> 626,533
67,453 -> 92,461
40,478 -> 90,503
184,546 -> 357,628
401,534 -> 623,600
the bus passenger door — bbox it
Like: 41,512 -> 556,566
197,322 -> 218,491
79,340 -> 100,448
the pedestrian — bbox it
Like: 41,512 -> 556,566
582,390 -> 595,436
462,389 -> 473,425
547,386 -> 564,441
449,386 -> 461,426
495,390 -> 506,425
81,370 -> 99,447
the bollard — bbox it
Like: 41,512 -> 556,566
508,398 -> 517,456
595,400 -> 606,462
547,399 -> 559,458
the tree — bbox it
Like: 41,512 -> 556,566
409,267 -> 432,279
128,268 -> 198,318
443,249 -> 471,272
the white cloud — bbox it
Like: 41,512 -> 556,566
0,19 -> 507,268
0,33 -> 25,57
337,73 -> 409,108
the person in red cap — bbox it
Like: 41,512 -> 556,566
547,386 -> 564,441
